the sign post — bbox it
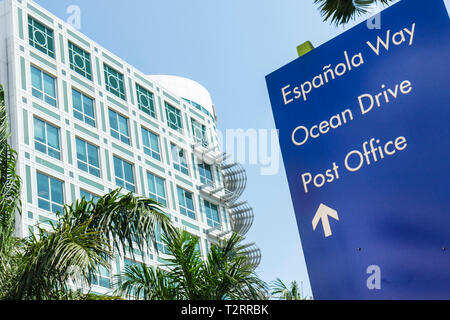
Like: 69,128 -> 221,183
266,0 -> 450,299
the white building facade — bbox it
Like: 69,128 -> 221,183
0,0 -> 259,295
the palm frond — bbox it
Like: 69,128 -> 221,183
163,230 -> 203,299
115,264 -> 179,300
0,84 -> 23,298
4,217 -> 110,300
116,229 -> 268,300
314,0 -> 394,25
203,233 -> 268,300
270,278 -> 308,300
61,189 -> 176,256
0,84 -> 21,239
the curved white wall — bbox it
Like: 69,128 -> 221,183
147,75 -> 216,119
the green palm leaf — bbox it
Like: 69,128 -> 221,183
314,0 -> 394,25
63,190 -> 176,256
0,85 -> 22,298
270,278 -> 309,300
116,264 -> 179,300
117,229 -> 268,300
5,217 -> 109,300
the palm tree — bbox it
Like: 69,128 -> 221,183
116,230 -> 268,300
271,278 -> 310,300
3,191 -> 175,300
314,0 -> 394,25
0,84 -> 176,300
0,84 -> 23,298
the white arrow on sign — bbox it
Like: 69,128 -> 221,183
312,203 -> 339,238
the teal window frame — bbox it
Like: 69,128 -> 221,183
155,225 -> 170,255
28,16 -> 55,58
68,41 -> 92,80
80,189 -> 100,203
72,88 -> 96,127
165,102 -> 183,132
31,65 -> 57,107
113,156 -> 135,192
90,260 -> 111,289
177,187 -> 196,220
33,117 -> 60,160
136,84 -> 156,118
191,118 -> 208,147
36,172 -> 64,214
198,162 -> 214,187
141,127 -> 161,161
109,109 -> 130,145
104,64 -> 126,100
171,144 -> 189,176
124,258 -> 140,269
76,138 -> 101,178
147,172 -> 167,207
204,200 -> 220,229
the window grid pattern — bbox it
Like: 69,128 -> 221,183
177,187 -> 196,220
141,128 -> 161,161
76,138 -> 101,178
192,119 -> 208,147
198,162 -> 214,187
28,16 -> 55,58
72,89 -> 96,127
204,200 -> 220,229
165,102 -> 183,132
147,172 -> 167,207
154,224 -> 170,255
34,117 -> 60,160
109,109 -> 130,145
90,262 -> 111,289
31,66 -> 57,107
68,41 -> 92,80
104,64 -> 126,100
136,84 -> 156,118
80,189 -> 100,203
113,156 -> 135,192
171,144 -> 189,176
37,172 -> 64,214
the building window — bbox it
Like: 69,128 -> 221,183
28,16 -> 54,58
68,41 -> 92,80
72,89 -> 95,127
147,172 -> 167,207
80,189 -> 100,203
34,117 -> 60,160
36,172 -> 64,214
171,144 -> 189,176
204,200 -> 220,229
90,262 -> 110,289
104,64 -> 126,100
136,84 -> 156,118
141,127 -> 161,161
165,102 -> 183,132
76,138 -> 101,178
109,109 -> 130,145
189,234 -> 202,253
177,187 -> 196,220
124,258 -> 140,269
31,66 -> 57,107
155,225 -> 170,255
113,156 -> 135,192
198,162 -> 214,187
191,119 -> 208,147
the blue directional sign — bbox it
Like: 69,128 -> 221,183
265,0 -> 450,299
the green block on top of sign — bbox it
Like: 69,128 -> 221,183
297,41 -> 315,57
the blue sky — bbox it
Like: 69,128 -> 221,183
32,0 -> 426,298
